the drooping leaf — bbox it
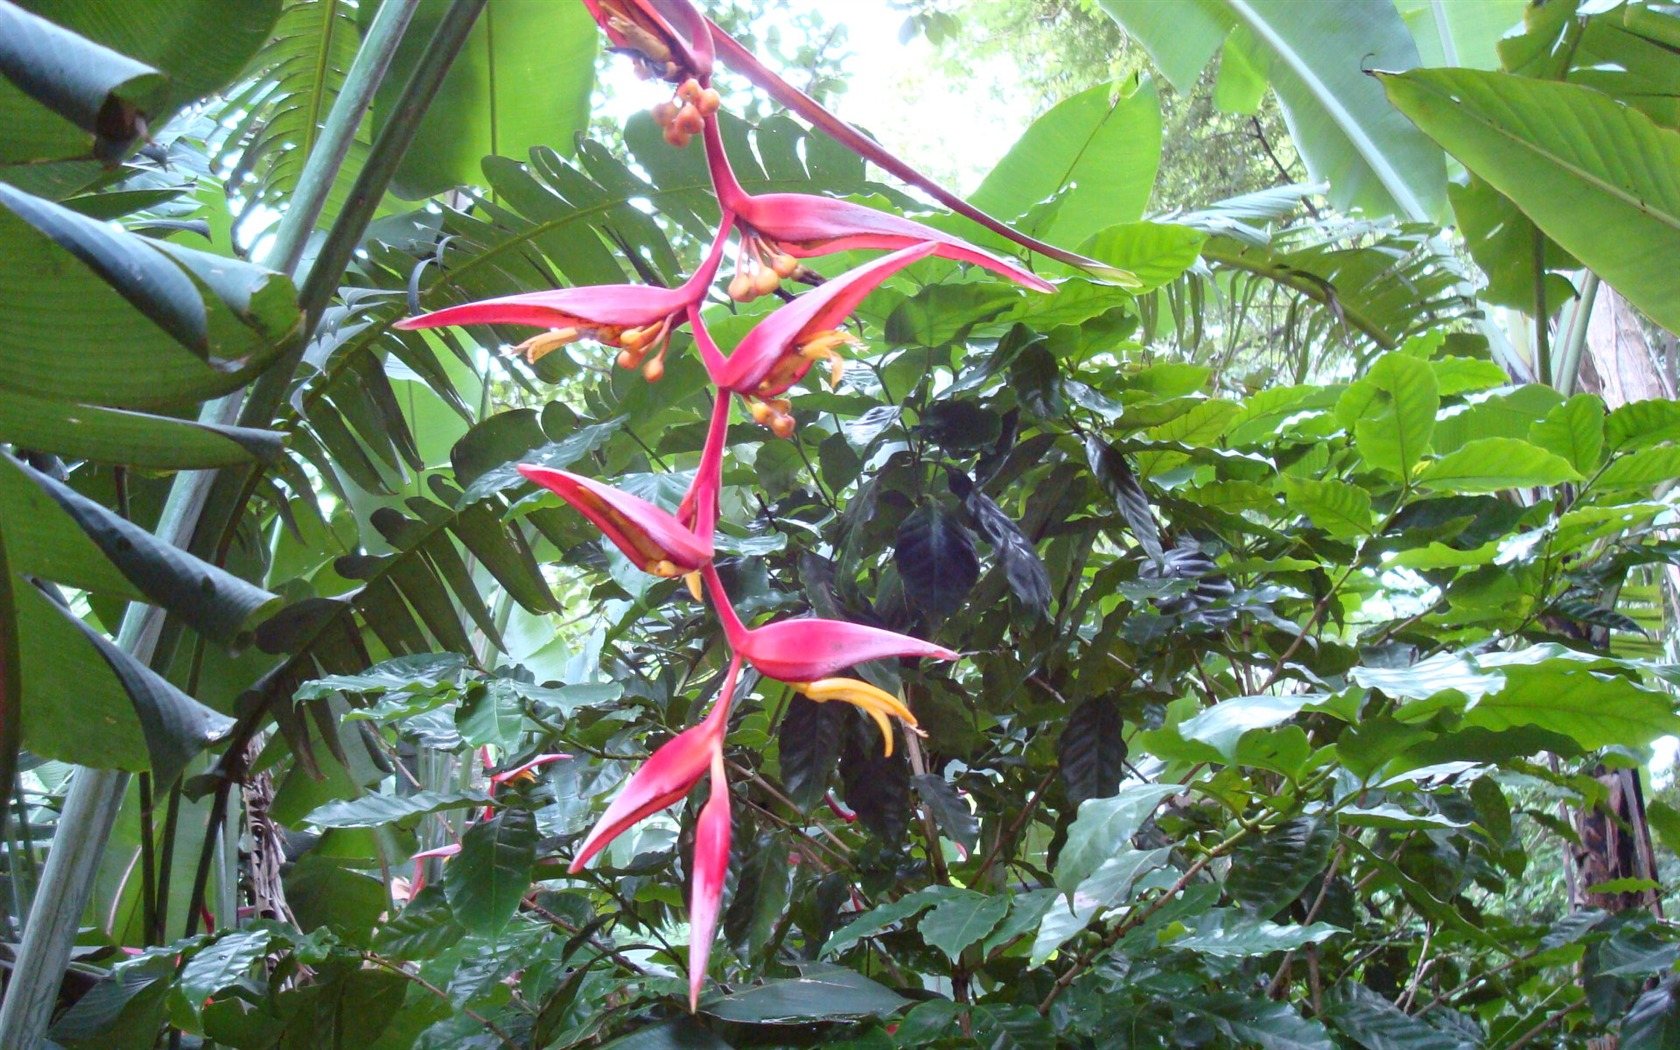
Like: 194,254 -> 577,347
177,930 -> 279,1016
895,503 -> 979,621
777,694 -> 846,811
1,456 -> 278,642
1622,976 -> 1680,1050
1227,816 -> 1337,918
1100,0 -> 1447,221
949,468 -> 1051,617
913,773 -> 979,854
304,790 -> 491,829
1322,982 -> 1466,1050
444,807 -> 538,934
1078,221 -> 1206,292
1058,696 -> 1128,806
1378,67 -> 1680,334
1085,435 -> 1162,561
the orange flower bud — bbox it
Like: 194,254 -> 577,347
674,104 -> 704,135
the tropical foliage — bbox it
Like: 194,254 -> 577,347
3,1 -> 1680,1048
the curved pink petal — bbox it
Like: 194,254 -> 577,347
519,465 -> 711,573
714,243 -> 939,394
703,564 -> 957,681
739,194 -> 1054,294
688,749 -> 731,1012
570,658 -> 739,872
395,284 -> 688,333
396,219 -> 733,334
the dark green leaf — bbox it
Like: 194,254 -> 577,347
778,694 -> 845,811
1623,976 -> 1680,1050
702,966 -> 908,1023
304,789 -> 490,829
445,807 -> 538,934
374,885 -> 467,961
919,891 -> 1009,962
895,503 -> 978,621
1323,982 -> 1467,1050
1227,817 -> 1337,918
1058,696 -> 1128,806
913,773 -> 979,854
1085,435 -> 1162,561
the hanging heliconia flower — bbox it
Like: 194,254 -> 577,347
399,0 -> 1076,1010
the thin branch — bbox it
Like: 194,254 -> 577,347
361,953 -> 520,1050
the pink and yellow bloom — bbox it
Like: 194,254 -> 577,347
701,563 -> 954,754
395,220 -> 733,381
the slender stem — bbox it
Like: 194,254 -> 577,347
1552,272 -> 1600,398
361,954 -> 520,1050
137,774 -> 157,945
0,521 -> 20,847
1532,228 -> 1551,385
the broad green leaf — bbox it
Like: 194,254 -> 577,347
1100,0 -> 1447,220
1227,817 -> 1337,918
1379,68 -> 1680,334
919,891 -> 1009,962
1622,977 -> 1680,1050
1432,384 -> 1564,455
970,78 -> 1161,245
1607,399 -> 1680,452
456,680 -> 528,751
0,2 -> 163,165
821,886 -> 955,958
1337,805 -> 1468,831
1430,355 -> 1511,397
444,807 -> 537,934
0,183 -> 301,410
968,1005 -> 1056,1050
378,0 -> 598,199
1284,477 -> 1372,538
1466,667 -> 1680,750
1396,0 -> 1527,70
1169,911 -> 1343,957
1078,222 -> 1206,293
374,885 -> 467,961
0,456 -> 279,642
1189,994 -> 1335,1050
1337,353 -> 1438,482
1596,448 -> 1680,490
1416,438 -> 1580,493
177,930 -> 278,1016
1034,847 -> 1171,965
1323,982 -> 1465,1050
1055,783 -> 1180,892
702,966 -> 908,1023
0,388 -> 284,468
1528,395 -> 1605,474
1447,175 -> 1578,312
50,598 -> 233,786
1159,694 -> 1322,764
296,653 -> 468,700
304,790 -> 490,829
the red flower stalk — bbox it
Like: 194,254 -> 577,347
700,115 -> 1054,301
394,219 -> 734,381
570,655 -> 738,873
701,563 -> 954,754
687,745 -> 731,1011
690,243 -> 939,437
702,20 -> 1138,287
